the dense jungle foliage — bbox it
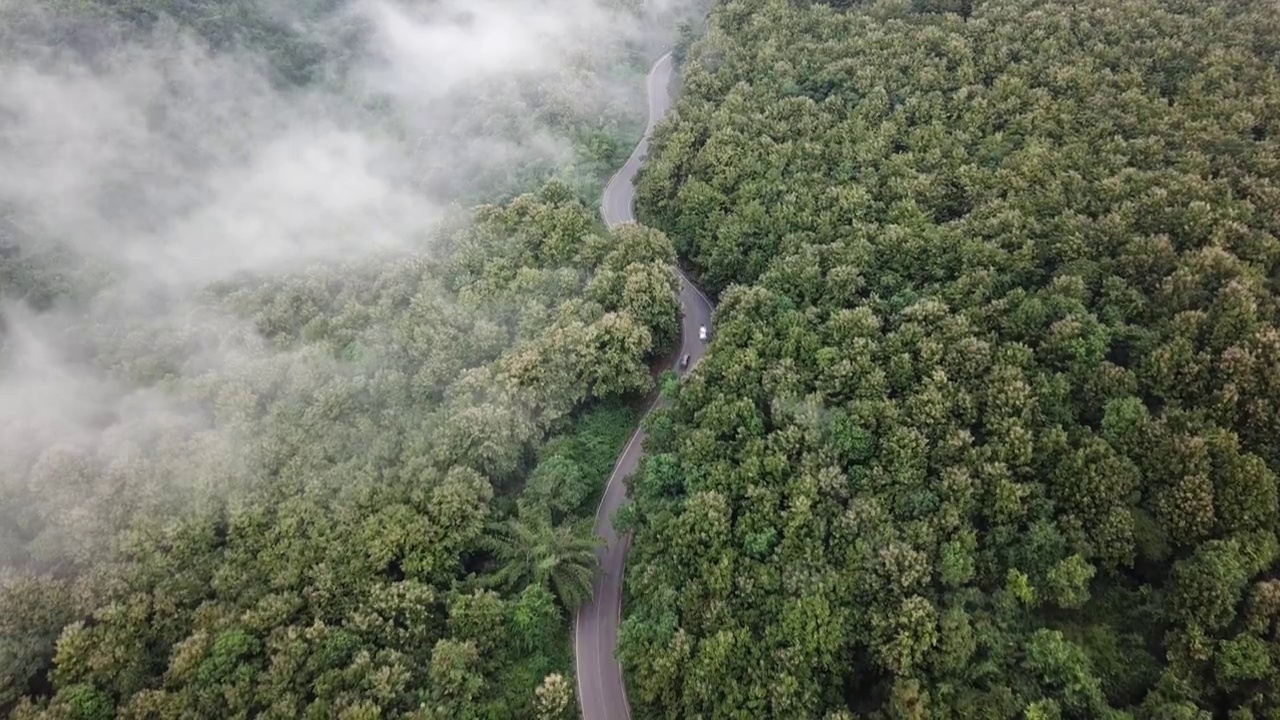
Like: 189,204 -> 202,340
623,0 -> 1280,718
0,179 -> 679,718
0,0 -> 687,715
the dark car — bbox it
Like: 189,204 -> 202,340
679,353 -> 690,369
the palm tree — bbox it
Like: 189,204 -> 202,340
482,511 -> 602,609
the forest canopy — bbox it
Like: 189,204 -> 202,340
623,0 -> 1280,718
1,179 -> 680,719
0,0 -> 687,716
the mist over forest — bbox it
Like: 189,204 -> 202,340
0,0 -> 695,716
9,0 -> 1280,718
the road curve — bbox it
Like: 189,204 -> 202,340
574,51 -> 715,720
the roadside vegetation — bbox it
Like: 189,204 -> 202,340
0,0 -> 682,716
1,178 -> 678,719
623,0 -> 1280,717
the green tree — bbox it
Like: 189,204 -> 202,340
482,513 -> 601,609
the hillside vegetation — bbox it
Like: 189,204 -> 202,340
0,0 -> 689,715
2,180 -> 679,719
622,0 -> 1280,717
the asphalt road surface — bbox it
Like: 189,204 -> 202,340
574,51 -> 715,720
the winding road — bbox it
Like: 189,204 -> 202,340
574,51 -> 715,720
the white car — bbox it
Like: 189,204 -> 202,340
699,325 -> 707,341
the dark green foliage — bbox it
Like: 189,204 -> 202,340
623,0 -> 1280,717
482,513 -> 601,609
566,404 -> 642,494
